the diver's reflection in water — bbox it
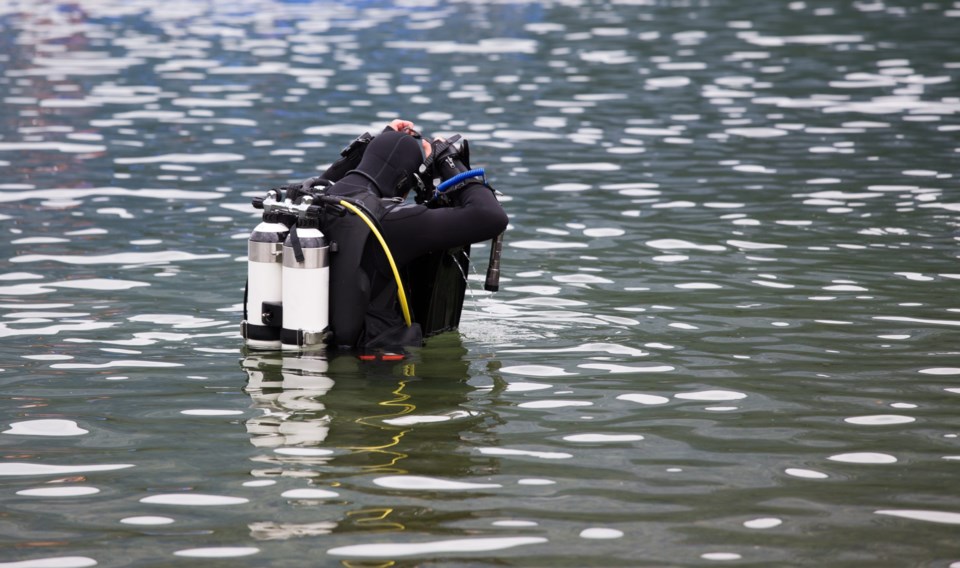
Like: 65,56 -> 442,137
240,335 -> 500,540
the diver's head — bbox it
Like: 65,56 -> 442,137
355,129 -> 430,199
397,125 -> 434,159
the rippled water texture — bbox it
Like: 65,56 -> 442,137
1,0 -> 959,566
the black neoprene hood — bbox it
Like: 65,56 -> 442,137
353,130 -> 425,198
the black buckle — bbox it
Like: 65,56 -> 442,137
340,132 -> 373,157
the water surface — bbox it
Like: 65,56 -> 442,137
1,0 -> 959,566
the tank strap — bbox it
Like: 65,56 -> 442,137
288,222 -> 305,263
241,321 -> 281,342
280,327 -> 330,346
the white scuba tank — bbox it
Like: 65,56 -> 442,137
243,211 -> 289,350
281,220 -> 330,349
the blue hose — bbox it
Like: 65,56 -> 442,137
436,168 -> 485,193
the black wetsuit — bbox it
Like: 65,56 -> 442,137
322,129 -> 508,349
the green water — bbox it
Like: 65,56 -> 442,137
1,0 -> 959,566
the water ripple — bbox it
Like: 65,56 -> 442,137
3,420 -> 88,436
328,537 -> 548,558
0,463 -> 134,476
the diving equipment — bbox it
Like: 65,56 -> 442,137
281,209 -> 330,350
241,129 -> 506,352
242,189 -> 290,350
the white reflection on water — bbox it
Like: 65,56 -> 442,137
617,394 -> 670,406
248,521 -> 336,540
784,468 -> 829,480
140,494 -> 249,506
281,489 -> 339,499
583,228 -> 625,237
51,360 -> 182,369
274,448 -> 333,457
702,552 -> 742,561
918,367 -> 960,375
0,142 -> 106,153
744,517 -> 783,529
382,410 -> 479,425
478,448 -> 572,460
16,487 -> 100,497
328,536 -> 548,558
563,434 -> 643,443
579,363 -> 674,374
128,314 -> 226,329
674,282 -> 722,290
579,527 -> 624,539
509,240 -> 589,250
874,316 -> 960,327
517,479 -> 555,486
502,382 -> 553,393
500,365 -> 573,377
3,420 -> 88,437
0,558 -> 98,568
518,400 -> 593,409
373,476 -> 501,491
493,520 -> 539,527
12,251 -> 229,265
0,187 -> 224,203
647,239 -> 726,252
181,409 -> 244,416
828,453 -> 897,464
120,516 -> 175,526
874,510 -> 960,525
675,390 -> 747,402
0,463 -> 133,476
844,415 -> 915,425
173,548 -> 259,558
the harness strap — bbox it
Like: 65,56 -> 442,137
241,321 -> 281,342
289,222 -> 305,263
422,134 -> 461,174
337,199 -> 413,328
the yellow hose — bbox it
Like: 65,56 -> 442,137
337,200 -> 412,327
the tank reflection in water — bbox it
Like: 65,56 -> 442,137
239,338 -> 501,545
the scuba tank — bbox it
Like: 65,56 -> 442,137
243,190 -> 289,350
280,205 -> 330,350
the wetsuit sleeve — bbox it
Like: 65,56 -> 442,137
382,182 -> 508,267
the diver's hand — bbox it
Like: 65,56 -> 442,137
386,119 -> 415,133
386,119 -> 432,157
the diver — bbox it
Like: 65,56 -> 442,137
310,119 -> 508,351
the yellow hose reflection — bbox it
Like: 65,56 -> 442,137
349,379 -> 416,474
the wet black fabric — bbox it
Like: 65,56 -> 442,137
351,129 -> 425,199
320,181 -> 387,349
359,178 -> 507,349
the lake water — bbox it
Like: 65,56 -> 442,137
1,0 -> 959,566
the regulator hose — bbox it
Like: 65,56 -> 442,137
436,168 -> 485,194
336,199 -> 413,328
